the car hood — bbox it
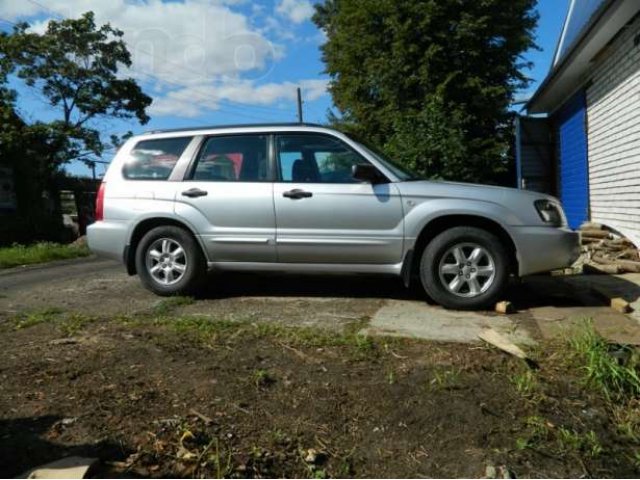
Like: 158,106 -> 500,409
395,180 -> 557,205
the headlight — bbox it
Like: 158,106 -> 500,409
534,200 -> 563,226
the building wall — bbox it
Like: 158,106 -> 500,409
586,14 -> 640,245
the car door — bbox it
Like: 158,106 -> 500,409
273,133 -> 404,264
174,133 -> 276,262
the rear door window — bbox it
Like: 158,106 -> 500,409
189,134 -> 269,182
122,137 -> 192,180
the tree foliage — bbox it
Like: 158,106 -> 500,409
0,11 -> 151,170
313,0 -> 538,184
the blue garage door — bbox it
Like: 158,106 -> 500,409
556,91 -> 589,229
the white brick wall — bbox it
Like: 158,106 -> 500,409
587,14 -> 640,246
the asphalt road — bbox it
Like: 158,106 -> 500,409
0,256 -> 121,293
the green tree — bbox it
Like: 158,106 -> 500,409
313,0 -> 538,184
0,11 -> 151,170
0,12 -> 151,240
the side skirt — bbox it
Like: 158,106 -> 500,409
206,261 -> 403,276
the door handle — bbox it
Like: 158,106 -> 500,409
283,189 -> 313,200
181,188 -> 208,198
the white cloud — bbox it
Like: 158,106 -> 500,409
148,79 -> 329,118
18,0 -> 280,84
2,0 -> 331,118
276,0 -> 315,24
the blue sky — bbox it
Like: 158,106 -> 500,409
0,0 -> 570,178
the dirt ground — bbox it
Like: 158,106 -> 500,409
2,259 -> 640,477
1,305 -> 639,478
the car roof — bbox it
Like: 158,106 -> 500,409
144,122 -> 325,135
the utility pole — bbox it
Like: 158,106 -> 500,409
296,87 -> 303,123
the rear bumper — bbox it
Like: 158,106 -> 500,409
86,220 -> 129,263
511,226 -> 580,276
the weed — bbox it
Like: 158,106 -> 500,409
252,369 -> 274,388
13,308 -> 63,330
353,334 -> 375,356
557,428 -> 603,458
515,416 -> 552,451
430,368 -> 461,389
312,468 -> 328,479
165,315 -> 240,341
153,296 -> 195,315
270,429 -> 288,444
59,314 -> 95,336
570,320 -> 640,401
511,370 -> 538,397
210,438 -> 233,478
387,370 -> 396,385
613,400 -> 640,442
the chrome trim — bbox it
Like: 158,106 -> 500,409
276,238 -> 391,246
210,237 -> 271,244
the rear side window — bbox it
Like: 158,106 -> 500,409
189,134 -> 269,182
122,137 -> 192,180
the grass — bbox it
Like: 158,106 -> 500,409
570,320 -> 640,401
0,242 -> 90,269
510,369 -> 538,397
557,428 -> 603,458
511,321 -> 640,462
516,416 -> 603,459
252,369 -> 275,388
612,399 -> 640,442
152,296 -> 195,315
515,416 -> 550,451
11,308 -> 96,337
112,312 -> 379,359
13,308 -> 64,330
59,314 -> 96,336
430,368 -> 461,390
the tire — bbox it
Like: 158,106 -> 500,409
135,225 -> 206,296
419,226 -> 509,310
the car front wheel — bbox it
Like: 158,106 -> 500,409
419,226 -> 509,310
136,225 -> 206,296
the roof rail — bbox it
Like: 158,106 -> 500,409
145,122 -> 326,134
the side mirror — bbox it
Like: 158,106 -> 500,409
352,163 -> 383,183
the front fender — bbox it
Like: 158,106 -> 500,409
403,198 -> 523,243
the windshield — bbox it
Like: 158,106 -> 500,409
348,135 -> 422,181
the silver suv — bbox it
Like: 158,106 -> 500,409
87,123 -> 579,309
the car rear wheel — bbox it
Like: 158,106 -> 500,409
136,225 -> 206,296
419,226 -> 509,310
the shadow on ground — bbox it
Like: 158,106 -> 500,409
197,272 -> 417,300
198,271 -> 640,311
0,416 -> 131,478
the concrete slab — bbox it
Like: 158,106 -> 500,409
525,276 -> 640,344
361,300 -> 535,345
592,310 -> 640,345
532,305 -> 605,339
563,274 -> 640,321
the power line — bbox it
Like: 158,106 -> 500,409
25,0 -> 64,20
132,70 -> 284,123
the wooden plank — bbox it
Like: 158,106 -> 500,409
478,328 -> 528,360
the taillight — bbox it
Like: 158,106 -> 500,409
95,182 -> 106,221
